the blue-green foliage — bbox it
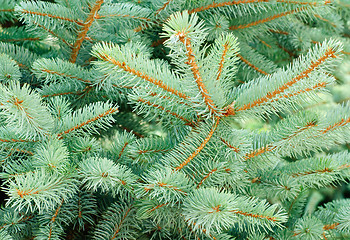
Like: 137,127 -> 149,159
0,0 -> 349,239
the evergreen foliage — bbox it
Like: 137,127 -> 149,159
0,0 -> 349,239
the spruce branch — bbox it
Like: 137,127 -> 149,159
172,118 -> 220,172
31,138 -> 69,171
0,0 -> 349,238
0,229 -> 13,240
187,0 -> 270,14
202,33 -> 240,97
0,207 -> 33,234
98,2 -> 152,23
92,42 -> 192,101
0,26 -> 42,44
280,151 -> 350,188
4,169 -> 78,214
31,20 -> 73,48
78,157 -> 137,196
153,0 -> 185,19
136,168 -> 194,205
183,188 -> 288,235
0,81 -> 54,138
92,200 -> 140,240
235,41 -> 278,78
15,1 -> 83,28
293,216 -> 324,239
237,53 -> 271,76
69,0 -> 104,63
37,198 -> 66,240
0,0 -> 19,23
68,136 -> 101,157
32,58 -> 94,85
229,7 -> 308,31
234,39 -> 342,119
0,42 -> 38,70
0,54 -> 21,83
129,93 -> 196,127
125,136 -> 174,168
163,11 -> 222,117
56,101 -> 118,139
0,126 -> 38,145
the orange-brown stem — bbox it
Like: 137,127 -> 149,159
174,118 -> 220,171
220,137 -> 240,153
155,0 -> 173,16
276,0 -> 331,6
69,0 -> 104,63
244,145 -> 276,160
229,7 -> 306,30
110,207 -> 132,239
98,53 -> 189,100
196,168 -> 218,188
237,53 -> 270,75
0,138 -> 37,143
237,48 -> 336,112
34,21 -> 73,48
230,209 -> 277,221
137,97 -> 194,126
118,142 -> 129,159
321,116 -> 350,134
4,37 -> 41,42
40,69 -> 92,84
178,33 -> 218,115
188,0 -> 268,14
99,14 -> 150,21
216,43 -> 229,81
148,203 -> 169,212
57,107 -> 118,139
19,9 -> 82,25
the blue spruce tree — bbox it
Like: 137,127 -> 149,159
0,0 -> 350,239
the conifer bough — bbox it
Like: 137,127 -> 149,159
0,0 -> 350,239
